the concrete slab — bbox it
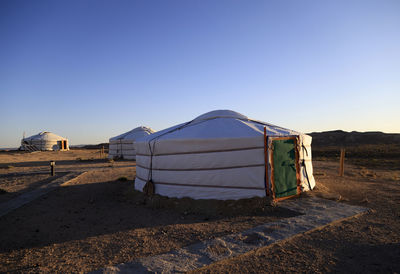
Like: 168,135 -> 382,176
0,171 -> 85,218
96,197 -> 369,274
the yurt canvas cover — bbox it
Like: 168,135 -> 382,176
108,126 -> 155,160
21,132 -> 69,151
134,110 -> 315,201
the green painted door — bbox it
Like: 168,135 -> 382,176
272,139 -> 298,199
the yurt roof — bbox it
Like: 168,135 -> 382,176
110,126 -> 155,141
138,110 -> 302,142
23,131 -> 67,141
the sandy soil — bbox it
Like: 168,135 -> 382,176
0,150 -> 294,273
0,149 -> 130,175
193,161 -> 400,273
0,150 -> 399,273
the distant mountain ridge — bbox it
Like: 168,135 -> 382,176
5,131 -> 398,150
308,130 -> 400,147
70,143 -> 109,149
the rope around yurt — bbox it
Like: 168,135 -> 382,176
143,180 -> 155,196
145,119 -> 196,196
143,115 -> 292,196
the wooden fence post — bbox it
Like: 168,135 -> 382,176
50,161 -> 55,176
339,148 -> 345,176
100,146 -> 104,159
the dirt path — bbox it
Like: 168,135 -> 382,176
0,149 -> 132,175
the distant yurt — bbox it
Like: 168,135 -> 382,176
108,126 -> 155,160
134,110 -> 316,201
20,132 -> 69,151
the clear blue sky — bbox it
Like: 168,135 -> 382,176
1,0 -> 399,147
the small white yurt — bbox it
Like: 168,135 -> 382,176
108,126 -> 155,160
21,132 -> 69,151
134,110 -> 315,201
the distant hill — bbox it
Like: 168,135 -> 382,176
70,143 -> 109,150
308,130 -> 400,147
62,130 -> 400,150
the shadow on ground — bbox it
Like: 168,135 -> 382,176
333,242 -> 400,273
0,172 -> 68,203
0,180 -> 298,253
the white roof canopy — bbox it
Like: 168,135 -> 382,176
139,109 -> 300,142
109,126 -> 155,141
23,131 -> 67,142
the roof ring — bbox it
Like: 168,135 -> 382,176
192,110 -> 248,122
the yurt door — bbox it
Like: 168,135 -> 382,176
270,137 -> 301,201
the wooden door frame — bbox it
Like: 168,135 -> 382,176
270,136 -> 301,202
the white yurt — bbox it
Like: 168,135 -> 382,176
134,110 -> 315,201
20,132 -> 69,151
108,126 -> 155,160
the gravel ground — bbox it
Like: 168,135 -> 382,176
0,150 -> 399,273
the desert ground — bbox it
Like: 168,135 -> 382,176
0,147 -> 399,273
